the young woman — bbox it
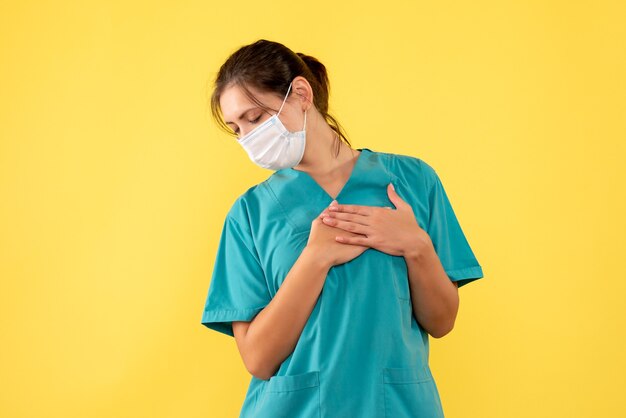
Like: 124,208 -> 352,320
201,39 -> 484,418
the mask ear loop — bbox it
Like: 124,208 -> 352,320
277,82 -> 293,115
278,81 -> 307,131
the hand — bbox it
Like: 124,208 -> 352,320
307,202 -> 369,267
320,183 -> 432,258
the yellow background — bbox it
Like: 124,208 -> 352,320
1,1 -> 625,417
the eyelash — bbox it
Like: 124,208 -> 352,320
234,115 -> 262,135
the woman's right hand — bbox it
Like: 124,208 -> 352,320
306,201 -> 369,267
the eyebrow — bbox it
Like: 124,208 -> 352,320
225,107 -> 257,125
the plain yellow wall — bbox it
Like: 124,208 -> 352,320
1,1 -> 625,417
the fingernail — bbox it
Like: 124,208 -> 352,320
389,182 -> 395,190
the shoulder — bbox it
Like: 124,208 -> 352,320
370,148 -> 440,187
224,176 -> 275,230
224,183 -> 260,224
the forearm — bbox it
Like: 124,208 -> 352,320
244,245 -> 331,380
404,237 -> 459,338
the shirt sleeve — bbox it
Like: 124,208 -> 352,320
201,213 -> 272,337
419,159 -> 484,288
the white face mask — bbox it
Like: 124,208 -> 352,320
237,81 -> 307,170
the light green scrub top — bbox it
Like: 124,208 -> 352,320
201,147 -> 484,418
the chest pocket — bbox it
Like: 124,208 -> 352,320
383,365 -> 444,418
254,370 -> 320,418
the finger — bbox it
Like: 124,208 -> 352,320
325,211 -> 370,226
323,217 -> 369,235
318,202 -> 336,217
328,203 -> 372,216
336,234 -> 369,246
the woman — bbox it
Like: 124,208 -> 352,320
201,39 -> 484,418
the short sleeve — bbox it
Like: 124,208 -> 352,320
420,159 -> 484,288
201,214 -> 272,337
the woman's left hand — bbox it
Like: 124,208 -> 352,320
319,183 -> 432,258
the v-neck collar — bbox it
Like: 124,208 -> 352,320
265,147 -> 393,233
288,147 -> 369,201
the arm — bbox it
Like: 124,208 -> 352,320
404,234 -> 460,338
232,246 -> 331,380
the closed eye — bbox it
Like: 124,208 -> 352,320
233,115 -> 262,136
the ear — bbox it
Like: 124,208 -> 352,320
292,76 -> 314,111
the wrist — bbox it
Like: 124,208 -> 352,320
403,233 -> 434,262
302,244 -> 333,271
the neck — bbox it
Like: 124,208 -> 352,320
292,117 -> 357,178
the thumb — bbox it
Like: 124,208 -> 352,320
387,183 -> 406,209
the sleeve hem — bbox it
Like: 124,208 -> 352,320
446,265 -> 484,288
201,307 -> 267,337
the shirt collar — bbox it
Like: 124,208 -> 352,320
265,148 -> 393,232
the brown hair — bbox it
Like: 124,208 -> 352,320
207,39 -> 351,154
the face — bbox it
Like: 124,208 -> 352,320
220,83 -> 298,140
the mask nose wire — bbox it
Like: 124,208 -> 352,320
277,82 -> 292,115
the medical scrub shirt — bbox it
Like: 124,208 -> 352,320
201,147 -> 484,418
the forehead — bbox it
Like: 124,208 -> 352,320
220,83 -> 278,122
